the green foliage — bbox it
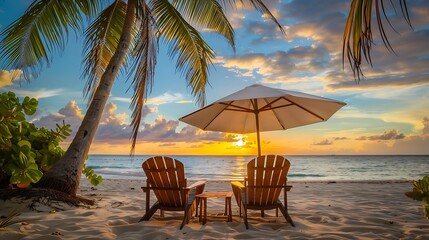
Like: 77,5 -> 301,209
0,91 -> 103,187
0,91 -> 70,186
82,164 -> 103,186
405,176 -> 429,219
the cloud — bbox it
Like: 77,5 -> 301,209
312,139 -> 333,145
139,117 -> 179,140
423,117 -> 429,135
310,136 -> 348,146
32,101 -> 148,142
358,134 -> 429,155
111,92 -> 192,105
95,103 -> 132,140
223,0 -> 281,29
324,23 -> 429,90
218,45 -> 329,83
139,117 -> 230,143
245,20 -> 285,45
110,97 -> 131,103
333,137 -> 349,140
356,129 -> 406,141
13,88 -> 65,99
33,101 -> 84,137
220,0 -> 429,92
158,143 -> 176,147
92,103 -> 157,141
146,92 -> 192,105
0,69 -> 23,88
31,100 -> 231,145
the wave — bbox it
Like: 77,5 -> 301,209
288,173 -> 326,178
85,155 -> 429,181
86,166 -> 137,170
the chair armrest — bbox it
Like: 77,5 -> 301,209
231,181 -> 245,190
285,185 -> 293,191
231,181 -> 246,207
187,180 -> 206,190
141,186 -> 149,193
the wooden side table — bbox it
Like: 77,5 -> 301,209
195,191 -> 233,225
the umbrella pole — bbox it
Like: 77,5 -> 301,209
256,126 -> 261,156
254,100 -> 261,156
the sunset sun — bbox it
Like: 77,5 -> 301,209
234,136 -> 246,147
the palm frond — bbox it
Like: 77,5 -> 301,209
82,0 -> 127,100
247,0 -> 284,34
151,0 -> 215,106
171,0 -> 235,49
129,2 -> 158,152
216,0 -> 284,34
75,0 -> 103,16
0,0 -> 101,80
343,0 -> 413,81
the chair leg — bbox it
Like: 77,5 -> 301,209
181,203 -> 192,229
186,205 -> 193,224
277,200 -> 295,227
139,202 -> 159,222
180,211 -> 187,230
239,201 -> 242,217
243,205 -> 249,229
195,198 -> 200,217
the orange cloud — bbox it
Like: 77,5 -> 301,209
0,69 -> 22,88
356,129 -> 406,141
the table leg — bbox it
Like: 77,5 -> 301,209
227,197 -> 232,222
224,197 -> 227,215
195,198 -> 198,217
203,198 -> 207,225
199,198 -> 203,223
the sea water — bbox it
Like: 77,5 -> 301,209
85,155 -> 429,181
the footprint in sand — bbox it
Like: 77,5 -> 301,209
111,201 -> 124,208
51,231 -> 64,236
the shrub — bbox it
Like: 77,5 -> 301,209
405,176 -> 429,219
0,91 -> 102,188
0,91 -> 70,188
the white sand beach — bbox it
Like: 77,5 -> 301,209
1,179 -> 428,239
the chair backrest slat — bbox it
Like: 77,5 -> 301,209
247,155 -> 290,206
262,155 -> 275,205
254,156 -> 265,205
142,156 -> 186,208
164,156 -> 184,206
270,156 -> 287,205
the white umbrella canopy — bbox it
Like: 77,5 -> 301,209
179,84 -> 346,156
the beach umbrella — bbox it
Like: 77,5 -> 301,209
179,84 -> 346,156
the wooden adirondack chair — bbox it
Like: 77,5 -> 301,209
139,156 -> 206,229
231,155 -> 295,229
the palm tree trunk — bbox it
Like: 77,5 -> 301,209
36,0 -> 136,196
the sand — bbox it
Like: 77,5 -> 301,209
1,179 -> 428,239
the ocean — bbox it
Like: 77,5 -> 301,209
85,155 -> 429,182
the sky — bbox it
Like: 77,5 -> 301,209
0,0 -> 428,155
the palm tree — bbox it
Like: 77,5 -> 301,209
0,0 -> 413,197
0,0 -> 283,196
